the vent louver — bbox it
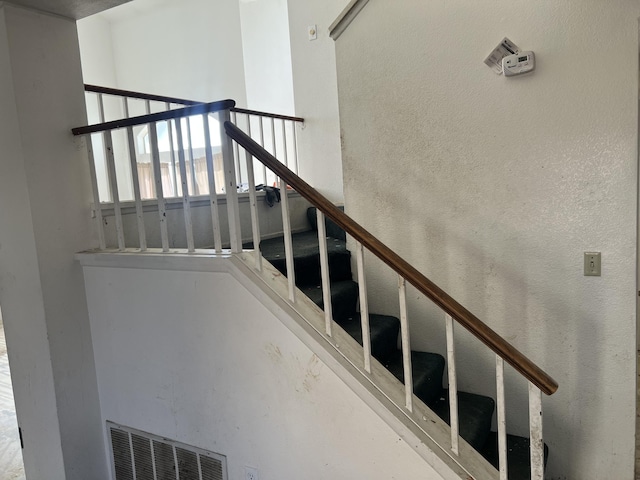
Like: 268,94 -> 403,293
108,422 -> 227,480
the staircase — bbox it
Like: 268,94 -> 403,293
256,206 -> 549,480
74,85 -> 558,479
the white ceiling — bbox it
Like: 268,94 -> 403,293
4,0 -> 134,20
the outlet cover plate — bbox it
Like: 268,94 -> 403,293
245,466 -> 259,480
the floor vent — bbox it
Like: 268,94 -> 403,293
107,422 -> 227,480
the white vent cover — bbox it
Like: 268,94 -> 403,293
107,421 -> 227,480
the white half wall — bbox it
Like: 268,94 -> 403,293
333,1 -> 639,479
81,259 -> 445,480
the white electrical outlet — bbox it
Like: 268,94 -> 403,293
245,466 -> 259,480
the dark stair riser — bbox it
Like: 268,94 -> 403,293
340,313 -> 401,365
481,432 -> 549,480
385,351 -> 445,407
301,280 -> 358,322
260,231 -> 352,286
430,390 -> 495,452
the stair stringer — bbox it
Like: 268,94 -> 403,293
229,251 -> 499,480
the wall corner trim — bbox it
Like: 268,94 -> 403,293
329,0 -> 370,41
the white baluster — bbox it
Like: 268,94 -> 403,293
103,130 -> 125,251
280,177 -> 296,302
243,119 -> 262,270
270,117 -> 277,158
186,116 -> 198,195
85,136 -> 106,250
292,121 -> 300,175
149,122 -> 169,251
529,383 -> 544,480
281,119 -> 288,168
398,275 -> 413,412
259,116 -> 267,185
496,355 -> 508,480
317,211 -> 333,336
125,126 -> 147,251
164,102 -> 178,197
445,314 -> 459,455
174,119 -> 195,252
355,241 -> 372,373
202,114 -> 222,252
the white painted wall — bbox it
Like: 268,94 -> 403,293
0,4 -> 107,479
82,261 -> 445,480
334,1 -> 639,478
286,0 -> 348,203
77,14 -> 118,88
78,0 -> 247,105
239,0 -> 294,114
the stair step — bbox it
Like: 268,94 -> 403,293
301,280 -> 358,321
430,390 -> 495,451
259,231 -> 351,286
307,206 -> 346,241
337,313 -> 400,364
480,432 -> 549,479
385,351 -> 445,407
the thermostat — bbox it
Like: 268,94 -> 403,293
502,51 -> 535,77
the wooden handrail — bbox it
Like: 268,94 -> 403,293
72,100 -> 236,136
84,85 -> 304,123
85,84 -> 201,106
232,107 -> 304,123
224,121 -> 558,396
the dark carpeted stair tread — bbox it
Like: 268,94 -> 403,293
430,390 -> 495,451
259,231 -> 351,286
480,432 -> 549,480
307,206 -> 347,241
301,280 -> 358,321
385,351 -> 445,407
338,313 -> 400,364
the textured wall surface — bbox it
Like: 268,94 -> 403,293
83,264 -> 445,480
335,1 -> 639,478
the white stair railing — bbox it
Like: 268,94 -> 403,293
224,121 -> 557,480
78,87 -> 303,251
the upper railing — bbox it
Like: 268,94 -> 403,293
85,84 -> 201,106
73,90 -> 555,480
84,84 -> 304,122
79,86 -> 304,251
